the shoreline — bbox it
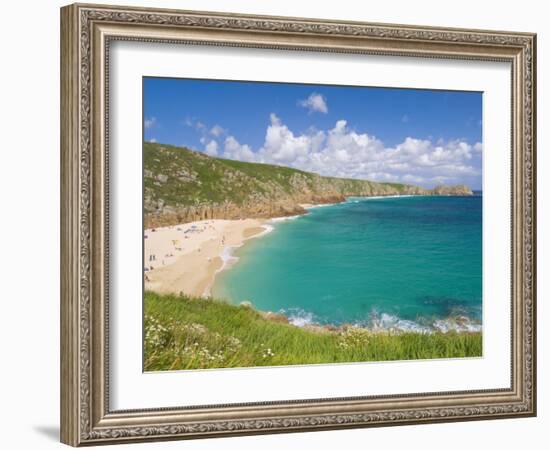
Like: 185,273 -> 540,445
209,223 -> 275,296
144,218 -> 270,297
275,307 -> 483,334
143,200 -> 343,298
144,194 -> 478,310
143,195 -> 424,298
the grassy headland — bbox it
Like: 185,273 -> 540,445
144,291 -> 482,371
144,142 -> 472,227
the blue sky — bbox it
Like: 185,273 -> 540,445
144,77 -> 483,189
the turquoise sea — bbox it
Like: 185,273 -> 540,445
212,195 -> 482,333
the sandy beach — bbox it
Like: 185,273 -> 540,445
144,219 -> 268,297
299,202 -> 338,209
144,201 -> 355,297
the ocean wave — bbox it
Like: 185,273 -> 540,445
256,224 -> 275,236
365,311 -> 482,334
216,245 -> 240,274
368,313 -> 433,334
347,195 -> 415,202
206,224 -> 274,298
432,317 -> 482,333
302,203 -> 338,209
275,308 -> 481,334
215,224 -> 274,275
269,215 -> 303,222
279,308 -> 316,327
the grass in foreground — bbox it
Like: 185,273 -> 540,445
144,291 -> 482,371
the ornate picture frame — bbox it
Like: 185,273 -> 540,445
60,3 -> 536,446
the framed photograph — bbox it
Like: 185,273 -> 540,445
60,3 -> 536,446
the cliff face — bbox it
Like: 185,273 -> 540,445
144,143 -> 473,228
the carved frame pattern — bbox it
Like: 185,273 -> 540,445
60,3 -> 536,446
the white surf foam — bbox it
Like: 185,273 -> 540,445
368,312 -> 433,334
215,224 -> 274,275
276,308 -> 481,335
204,223 -> 275,297
269,215 -> 303,222
218,245 -> 239,271
432,317 -> 483,333
280,308 -> 316,327
256,223 -> 275,236
354,194 -> 415,201
302,203 -> 338,210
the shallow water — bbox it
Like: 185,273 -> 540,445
212,195 -> 482,332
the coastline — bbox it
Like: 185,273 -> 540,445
277,307 -> 482,334
143,195 -> 434,297
143,200 -> 342,298
144,194 -> 481,335
144,218 -> 269,297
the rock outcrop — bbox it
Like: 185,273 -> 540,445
431,184 -> 473,196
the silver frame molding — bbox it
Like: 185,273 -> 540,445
60,3 -> 536,446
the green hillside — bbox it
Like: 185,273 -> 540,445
144,142 -> 471,227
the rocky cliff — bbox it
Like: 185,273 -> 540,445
144,143 -> 473,228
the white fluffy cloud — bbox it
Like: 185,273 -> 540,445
210,125 -> 225,137
144,117 -> 156,129
223,136 -> 256,162
298,93 -> 328,114
207,114 -> 482,188
204,140 -> 218,156
259,113 -> 317,163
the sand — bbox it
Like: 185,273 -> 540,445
299,202 -> 338,210
144,219 -> 268,297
